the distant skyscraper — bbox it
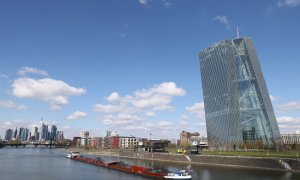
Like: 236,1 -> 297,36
34,126 -> 39,141
18,127 -> 25,141
39,121 -> 48,141
13,127 -> 18,139
5,129 -> 13,141
199,37 -> 281,148
50,125 -> 57,141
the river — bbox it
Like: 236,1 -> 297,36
0,147 -> 299,180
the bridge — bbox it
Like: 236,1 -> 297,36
0,140 -> 67,149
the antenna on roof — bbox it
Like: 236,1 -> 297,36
236,26 -> 240,38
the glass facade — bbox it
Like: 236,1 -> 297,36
199,37 -> 281,148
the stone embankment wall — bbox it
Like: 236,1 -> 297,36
283,159 -> 300,171
119,151 -> 300,172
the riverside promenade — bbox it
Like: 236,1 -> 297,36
73,149 -> 300,173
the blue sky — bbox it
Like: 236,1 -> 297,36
1,0 -> 300,139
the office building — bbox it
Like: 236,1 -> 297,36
50,125 -> 57,141
5,129 -> 13,141
199,37 -> 281,148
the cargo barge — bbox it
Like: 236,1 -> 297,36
67,152 -> 192,179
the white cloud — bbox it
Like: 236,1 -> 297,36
134,82 -> 186,97
0,100 -> 27,110
163,0 -> 172,8
214,15 -> 230,29
132,94 -> 172,108
156,121 -> 174,130
67,111 -> 87,120
106,92 -> 120,102
94,82 -> 187,138
138,0 -> 173,8
94,104 -> 124,113
122,125 -> 148,131
18,67 -> 49,77
12,77 -> 86,109
179,120 -> 189,125
277,116 -> 300,123
277,101 -> 300,112
95,82 -> 185,114
186,102 -> 205,119
270,95 -> 278,102
145,111 -> 157,117
186,102 -> 204,112
276,116 -> 300,134
153,104 -> 174,111
102,113 -> 141,126
139,0 -> 149,5
278,0 -> 300,7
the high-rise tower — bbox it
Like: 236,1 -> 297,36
199,37 -> 281,148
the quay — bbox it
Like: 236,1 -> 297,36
77,150 -> 300,173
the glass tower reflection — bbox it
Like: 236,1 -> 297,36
199,37 -> 281,148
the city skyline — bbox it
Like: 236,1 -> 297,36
4,121 -> 64,142
1,0 -> 300,139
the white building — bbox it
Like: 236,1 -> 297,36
282,133 -> 300,144
189,136 -> 208,147
119,136 -> 137,149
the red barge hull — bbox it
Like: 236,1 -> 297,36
69,156 -> 166,179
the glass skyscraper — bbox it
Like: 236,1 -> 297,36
199,37 -> 281,148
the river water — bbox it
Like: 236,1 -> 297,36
0,147 -> 299,180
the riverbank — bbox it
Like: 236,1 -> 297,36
68,148 -> 300,173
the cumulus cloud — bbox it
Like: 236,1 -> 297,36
131,94 -> 172,108
12,77 -> 86,109
138,0 -> 149,5
145,111 -> 157,116
270,95 -> 278,102
18,67 -> 49,77
277,0 -> 300,7
107,92 -> 120,102
95,82 -> 185,114
95,82 -> 186,138
102,113 -> 141,126
134,82 -> 186,97
277,116 -> 300,123
94,104 -> 124,113
67,111 -> 87,120
186,102 -> 205,119
214,15 -> 230,29
277,101 -> 300,112
0,100 -> 27,110
138,0 -> 173,8
276,116 -> 300,134
163,0 -> 172,8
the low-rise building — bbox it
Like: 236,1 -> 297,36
108,136 -> 119,149
180,131 -> 200,145
119,136 -> 137,149
92,137 -> 103,149
282,133 -> 300,144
